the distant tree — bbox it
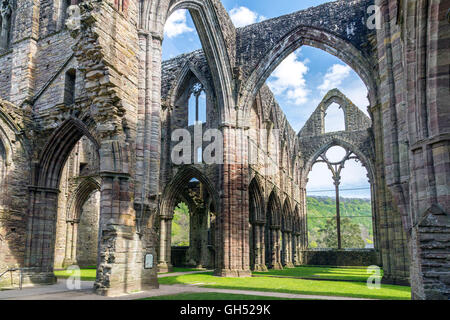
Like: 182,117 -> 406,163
171,202 -> 190,246
319,217 -> 365,249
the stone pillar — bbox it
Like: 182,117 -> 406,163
270,227 -> 282,270
62,221 -> 74,267
283,232 -> 294,268
62,219 -> 80,267
70,219 -> 79,264
199,210 -> 209,269
253,223 -> 267,271
293,232 -> 301,265
259,225 -> 266,270
215,126 -> 251,277
94,173 -> 158,296
158,217 -> 172,272
23,187 -> 59,285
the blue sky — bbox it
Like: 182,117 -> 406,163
162,1 -> 371,198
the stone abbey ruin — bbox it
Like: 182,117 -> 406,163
0,0 -> 448,300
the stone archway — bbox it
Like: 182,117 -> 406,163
61,177 -> 101,268
266,190 -> 282,270
159,166 -> 219,272
281,199 -> 294,268
25,118 -> 100,282
248,177 -> 267,271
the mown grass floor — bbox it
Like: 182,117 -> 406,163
53,266 -> 204,281
142,292 -> 300,300
159,267 -> 207,274
54,267 -> 97,281
53,265 -> 411,300
158,272 -> 411,300
253,266 -> 382,282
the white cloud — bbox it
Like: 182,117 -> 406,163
164,10 -> 194,38
318,64 -> 352,94
229,7 -> 266,28
267,51 -> 310,105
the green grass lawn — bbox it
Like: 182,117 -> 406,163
142,292 -> 300,300
158,272 -> 411,300
54,266 -> 206,281
159,267 -> 208,274
54,268 -> 97,281
253,266 -> 382,282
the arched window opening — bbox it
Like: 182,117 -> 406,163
53,135 -> 100,269
266,46 -> 368,133
164,175 -> 216,271
324,103 -> 345,133
339,158 -> 373,249
0,0 -> 13,51
306,146 -> 373,249
188,82 -> 206,126
64,69 -> 76,106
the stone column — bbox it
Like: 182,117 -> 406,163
23,187 -> 59,285
63,221 -> 74,267
94,173 -> 158,296
199,210 -> 209,269
253,223 -> 267,271
259,225 -> 266,270
215,126 -> 251,277
158,217 -> 172,272
271,227 -> 282,269
62,219 -> 79,267
70,219 -> 79,264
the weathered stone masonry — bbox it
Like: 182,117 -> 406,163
0,0 -> 447,299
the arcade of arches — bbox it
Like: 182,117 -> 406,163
0,0 -> 448,300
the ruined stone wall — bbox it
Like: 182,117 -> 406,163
375,0 -> 449,299
0,99 -> 31,287
0,0 -> 447,298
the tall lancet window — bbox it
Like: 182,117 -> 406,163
188,82 -> 206,126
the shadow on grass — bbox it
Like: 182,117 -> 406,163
158,272 -> 411,300
253,266 -> 383,282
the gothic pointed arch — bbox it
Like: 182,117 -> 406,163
160,166 -> 219,219
35,118 -> 100,189
66,177 -> 101,221
141,0 -> 235,122
248,176 -> 265,224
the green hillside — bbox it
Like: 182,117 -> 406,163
171,197 -> 374,249
307,196 -> 373,249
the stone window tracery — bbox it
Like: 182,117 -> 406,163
307,146 -> 373,250
188,82 -> 205,126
